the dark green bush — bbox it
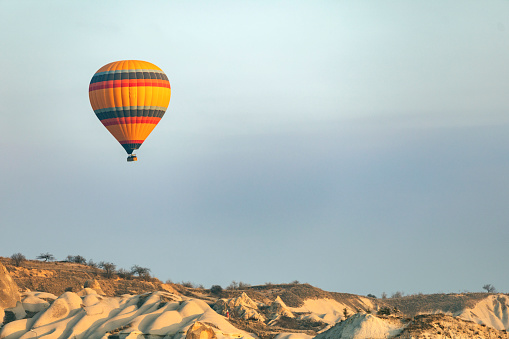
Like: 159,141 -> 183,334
377,307 -> 391,316
211,285 -> 223,294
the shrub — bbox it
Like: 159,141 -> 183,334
211,285 -> 223,294
10,253 -> 26,267
367,294 -> 377,298
74,255 -> 87,264
226,281 -> 250,290
117,268 -> 133,279
66,255 -> 87,264
377,307 -> 391,316
238,281 -> 251,289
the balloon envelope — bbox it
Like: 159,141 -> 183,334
89,60 -> 171,158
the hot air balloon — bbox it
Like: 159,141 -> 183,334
89,60 -> 171,162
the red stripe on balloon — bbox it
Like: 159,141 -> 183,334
89,79 -> 171,91
101,117 -> 162,127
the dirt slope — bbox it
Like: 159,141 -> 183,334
0,257 -> 175,297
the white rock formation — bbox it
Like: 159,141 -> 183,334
456,294 -> 509,330
0,291 -> 255,339
314,314 -> 403,339
0,263 -> 20,310
213,292 -> 265,322
269,296 -> 294,320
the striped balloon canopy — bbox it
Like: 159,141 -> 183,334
89,60 -> 171,161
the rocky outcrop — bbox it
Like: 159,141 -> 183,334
31,291 -> 82,329
0,262 -> 20,309
8,301 -> 26,320
315,313 -> 509,339
457,294 -> 509,330
0,291 -> 255,339
186,321 -> 217,339
213,292 -> 265,322
269,296 -> 294,320
315,314 -> 403,339
401,313 -> 509,339
83,279 -> 105,295
21,294 -> 51,313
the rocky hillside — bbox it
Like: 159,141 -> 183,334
381,293 -> 489,316
0,257 -> 175,297
1,257 -> 509,339
316,313 -> 509,339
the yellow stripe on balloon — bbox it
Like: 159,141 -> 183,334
89,87 -> 170,110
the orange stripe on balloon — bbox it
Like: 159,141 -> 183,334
104,123 -> 159,143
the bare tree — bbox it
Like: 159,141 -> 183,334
130,265 -> 151,280
482,284 -> 496,293
391,291 -> 404,298
227,280 -> 239,290
10,253 -> 26,267
238,281 -> 251,289
36,253 -> 55,262
99,261 -> 116,278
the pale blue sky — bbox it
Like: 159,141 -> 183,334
1,1 -> 509,296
